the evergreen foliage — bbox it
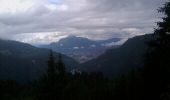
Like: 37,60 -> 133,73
142,1 -> 170,99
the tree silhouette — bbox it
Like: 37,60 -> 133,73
56,54 -> 66,75
36,51 -> 67,100
47,50 -> 56,78
142,1 -> 170,99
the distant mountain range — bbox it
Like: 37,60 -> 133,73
0,34 -> 153,81
0,39 -> 78,82
40,36 -> 122,63
80,34 -> 153,77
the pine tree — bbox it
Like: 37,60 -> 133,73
47,50 -> 56,78
37,51 -> 67,100
56,54 -> 66,75
142,1 -> 170,100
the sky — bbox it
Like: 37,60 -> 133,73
0,0 -> 166,45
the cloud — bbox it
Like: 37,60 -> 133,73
0,0 -> 166,44
12,32 -> 68,45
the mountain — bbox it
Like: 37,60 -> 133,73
0,39 -> 78,82
80,34 -> 153,77
40,36 -> 122,63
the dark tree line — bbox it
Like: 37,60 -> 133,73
142,1 -> 170,99
0,1 -> 170,100
35,51 -> 114,100
112,1 -> 170,100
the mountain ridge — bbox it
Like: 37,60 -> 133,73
79,34 -> 153,77
0,39 -> 78,82
40,35 -> 122,63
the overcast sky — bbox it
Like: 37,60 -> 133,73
0,0 -> 166,45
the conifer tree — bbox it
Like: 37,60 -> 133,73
56,54 -> 66,75
37,51 -> 67,100
47,50 -> 56,78
143,1 -> 170,100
